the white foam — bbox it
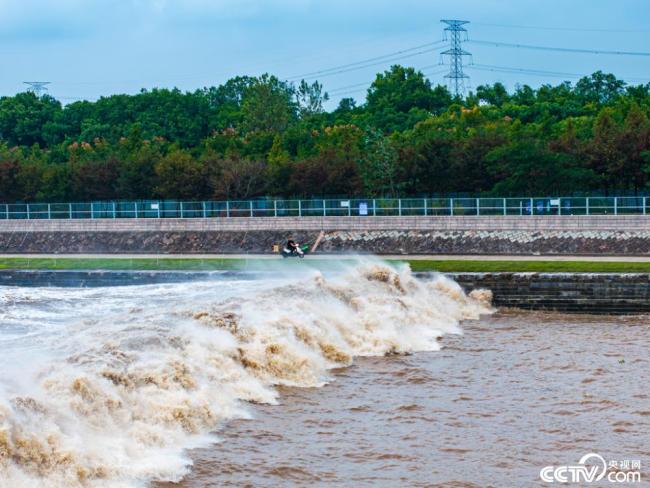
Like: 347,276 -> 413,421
0,260 -> 492,487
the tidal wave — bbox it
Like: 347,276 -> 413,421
0,262 -> 492,487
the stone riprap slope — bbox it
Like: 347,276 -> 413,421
1,216 -> 650,255
319,230 -> 650,255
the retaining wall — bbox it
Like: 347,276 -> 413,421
447,272 -> 650,314
2,216 -> 650,255
3,215 -> 650,232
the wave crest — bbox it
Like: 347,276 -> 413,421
0,263 -> 492,487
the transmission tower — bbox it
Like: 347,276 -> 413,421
440,20 -> 471,97
23,81 -> 51,97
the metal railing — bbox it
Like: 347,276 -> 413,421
0,197 -> 648,220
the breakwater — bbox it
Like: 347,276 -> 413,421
2,215 -> 650,255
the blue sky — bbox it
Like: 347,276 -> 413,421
1,0 -> 649,107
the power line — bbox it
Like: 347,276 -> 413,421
473,22 -> 650,34
469,39 -> 650,56
45,38 -> 447,88
328,68 -> 448,98
288,40 -> 445,80
41,43 -> 445,90
327,66 -> 447,95
328,81 -> 375,95
468,64 -> 585,79
292,46 -> 446,81
468,64 -> 650,84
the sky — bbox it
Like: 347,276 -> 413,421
1,0 -> 649,108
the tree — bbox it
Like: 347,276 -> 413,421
486,138 -> 596,195
368,66 -> 437,113
589,107 -> 624,192
0,92 -> 62,147
208,155 -> 267,200
266,135 -> 292,194
0,68 -> 646,202
618,104 -> 650,192
366,65 -> 451,131
289,125 -> 363,196
154,149 -> 209,199
0,145 -> 24,201
242,75 -> 297,133
395,118 -> 458,194
358,128 -> 399,196
476,82 -> 510,107
335,97 -> 357,113
575,71 -> 626,105
69,157 -> 120,201
203,76 -> 256,130
296,80 -> 329,118
115,133 -> 164,199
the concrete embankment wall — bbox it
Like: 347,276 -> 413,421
2,215 -> 650,254
446,272 -> 650,314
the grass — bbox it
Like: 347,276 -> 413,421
0,258 -> 247,271
405,260 -> 650,273
1,257 -> 650,273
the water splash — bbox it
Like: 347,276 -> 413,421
0,262 -> 492,487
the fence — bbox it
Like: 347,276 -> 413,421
0,197 -> 648,220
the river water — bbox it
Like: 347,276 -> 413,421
1,263 -> 648,487
158,311 -> 650,487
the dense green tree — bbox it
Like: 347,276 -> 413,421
0,93 -> 62,147
396,117 -> 458,194
290,125 -> 363,196
202,76 -> 256,130
0,68 -> 647,203
242,75 -> 296,133
486,136 -> 596,195
208,155 -> 267,200
365,66 -> 452,131
0,145 -> 24,201
575,71 -> 626,105
154,148 -> 210,199
296,80 -> 329,118
358,128 -> 399,196
589,107 -> 624,192
476,82 -> 510,107
618,104 -> 650,192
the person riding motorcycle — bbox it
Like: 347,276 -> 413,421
288,239 -> 303,254
284,238 -> 304,257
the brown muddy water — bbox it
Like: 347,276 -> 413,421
159,311 -> 650,487
2,265 -> 648,487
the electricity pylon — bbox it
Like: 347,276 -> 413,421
440,20 -> 471,97
23,81 -> 51,97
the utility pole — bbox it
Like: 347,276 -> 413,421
440,20 -> 471,97
23,81 -> 51,97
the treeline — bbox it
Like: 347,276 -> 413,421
0,67 -> 649,203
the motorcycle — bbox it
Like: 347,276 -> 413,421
281,244 -> 309,259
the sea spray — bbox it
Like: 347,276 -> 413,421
0,262 -> 492,487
